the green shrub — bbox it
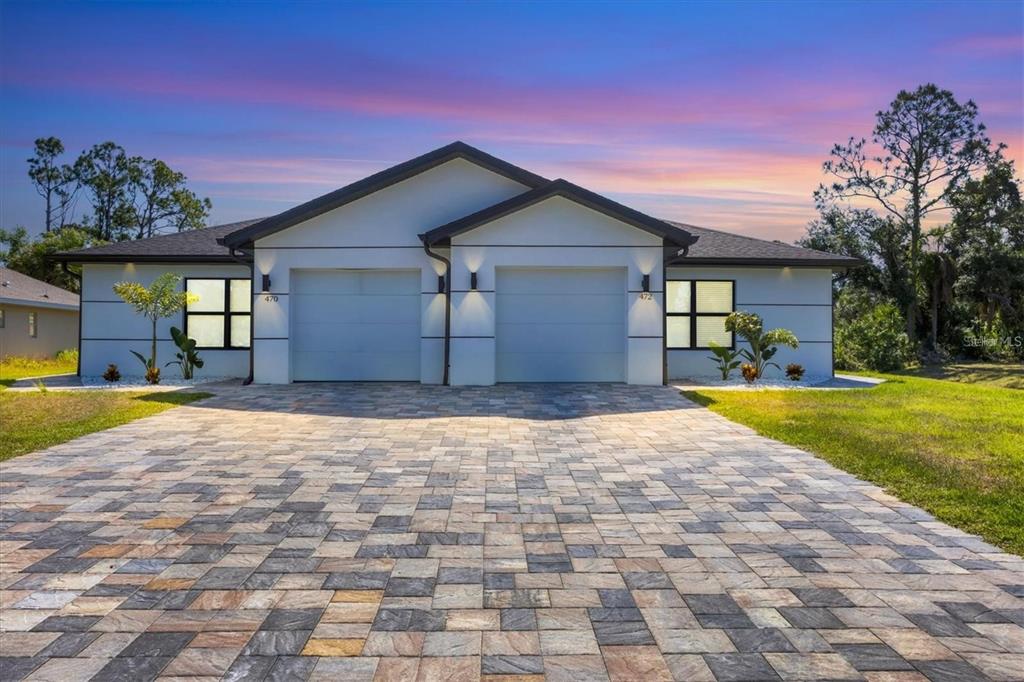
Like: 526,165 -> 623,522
834,290 -> 914,371
55,348 -> 78,364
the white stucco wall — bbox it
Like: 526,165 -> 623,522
251,158 -> 529,384
666,266 -> 833,381
80,263 -> 250,378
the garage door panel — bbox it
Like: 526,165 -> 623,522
496,352 -> 624,382
291,269 -> 420,381
292,270 -> 418,295
498,268 -> 624,294
497,322 -> 624,354
496,268 -> 625,382
496,294 -> 624,324
291,294 -> 419,324
292,351 -> 420,381
291,322 -> 420,353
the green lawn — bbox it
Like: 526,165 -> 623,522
0,355 -> 77,387
684,373 -> 1024,555
0,389 -> 212,461
889,361 -> 1024,390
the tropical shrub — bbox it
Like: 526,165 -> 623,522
834,290 -> 914,371
103,364 -> 121,382
166,326 -> 204,380
706,342 -> 742,380
725,311 -> 799,381
145,366 -> 160,385
785,363 -> 805,381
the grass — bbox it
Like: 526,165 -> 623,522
0,355 -> 77,387
888,361 -> 1024,390
684,373 -> 1024,555
0,390 -> 212,461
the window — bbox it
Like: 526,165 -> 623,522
28,311 -> 37,338
184,278 -> 251,349
0,308 -> 5,328
666,279 -> 734,349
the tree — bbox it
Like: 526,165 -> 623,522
75,142 -> 136,241
0,225 -> 98,292
112,273 -> 196,382
815,84 -> 998,341
799,207 -> 912,307
945,160 -> 1024,348
27,137 -> 78,232
127,159 -> 211,239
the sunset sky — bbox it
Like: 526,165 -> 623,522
1,0 -> 1021,242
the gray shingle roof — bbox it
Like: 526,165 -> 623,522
668,221 -> 861,267
55,219 -> 263,262
0,267 -> 79,310
54,215 -> 857,267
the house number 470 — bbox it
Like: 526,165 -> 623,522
263,295 -> 279,302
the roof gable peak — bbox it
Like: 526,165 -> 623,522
220,141 -> 548,248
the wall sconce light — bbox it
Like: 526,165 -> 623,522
261,273 -> 272,292
470,272 -> 478,291
438,275 -> 446,294
641,274 -> 650,293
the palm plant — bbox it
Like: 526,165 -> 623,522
113,272 -> 196,383
725,311 -> 799,381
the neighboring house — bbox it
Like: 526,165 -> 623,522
0,267 -> 80,359
55,142 -> 858,384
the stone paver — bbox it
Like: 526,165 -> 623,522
1,383 -> 1023,681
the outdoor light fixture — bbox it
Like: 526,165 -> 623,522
641,274 -> 651,293
470,272 -> 478,290
438,274 -> 446,294
261,274 -> 272,292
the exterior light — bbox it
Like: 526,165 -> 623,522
438,274 -> 446,294
470,272 -> 478,291
641,274 -> 650,293
261,274 -> 271,292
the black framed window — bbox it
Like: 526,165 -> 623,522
666,279 -> 734,349
28,311 -> 37,338
184,278 -> 251,349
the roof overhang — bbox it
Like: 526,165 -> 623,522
420,178 -> 699,249
0,296 -> 78,311
48,254 -> 243,265
666,256 -> 866,269
220,141 -> 549,249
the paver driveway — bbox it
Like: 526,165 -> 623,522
2,384 -> 1023,682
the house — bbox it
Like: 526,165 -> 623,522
0,267 -> 80,360
55,142 -> 858,384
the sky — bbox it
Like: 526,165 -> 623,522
1,0 -> 1021,243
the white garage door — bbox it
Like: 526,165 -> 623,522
496,268 -> 626,382
291,269 -> 420,381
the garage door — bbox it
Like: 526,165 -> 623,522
291,269 -> 420,381
496,268 -> 626,382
